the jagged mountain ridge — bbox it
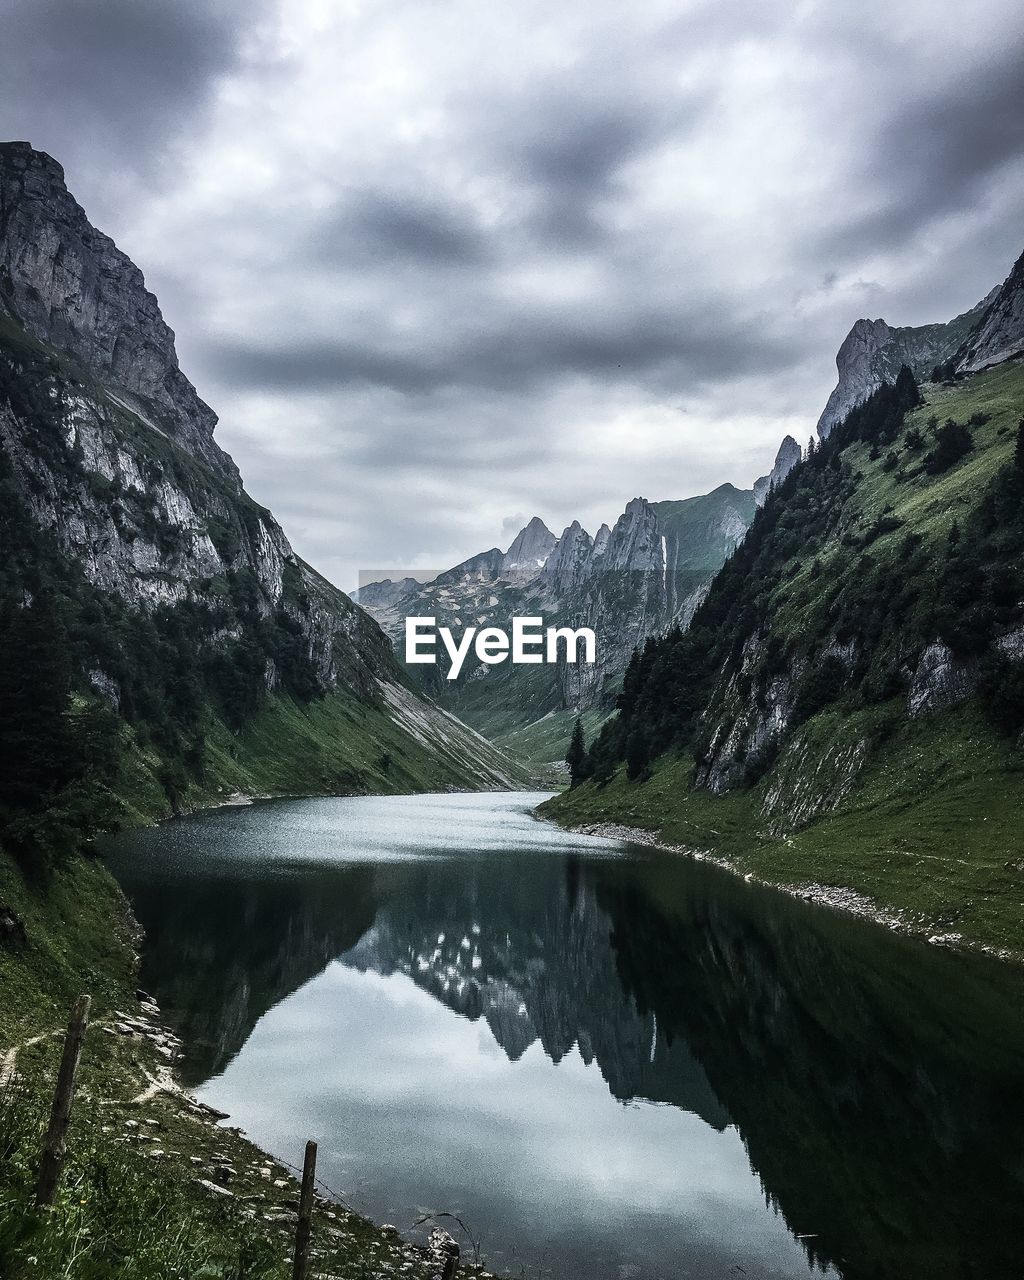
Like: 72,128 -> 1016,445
357,483 -> 756,761
0,141 -> 519,806
816,249 -> 1024,438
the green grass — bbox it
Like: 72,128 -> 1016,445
491,705 -> 608,781
548,364 -> 1024,956
766,363 -> 1024,645
545,704 -> 1024,955
0,987 -> 484,1279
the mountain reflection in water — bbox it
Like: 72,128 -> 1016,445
105,792 -> 1024,1280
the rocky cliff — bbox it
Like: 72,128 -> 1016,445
816,248 -> 1024,440
753,435 -> 802,506
815,305 -> 987,438
0,143 -> 230,473
0,141 -> 518,807
954,249 -> 1024,374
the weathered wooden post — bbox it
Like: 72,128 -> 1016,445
292,1139 -> 317,1280
440,1239 -> 461,1280
35,993 -> 91,1208
428,1228 -> 461,1279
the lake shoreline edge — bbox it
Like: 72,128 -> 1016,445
542,810 -> 1024,967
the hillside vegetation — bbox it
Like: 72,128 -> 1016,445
547,362 -> 1024,954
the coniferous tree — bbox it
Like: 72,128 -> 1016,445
925,420 -> 972,474
625,726 -> 650,781
565,717 -> 588,788
1015,417 -> 1024,474
0,595 -> 77,813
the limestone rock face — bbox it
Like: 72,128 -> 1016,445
815,299 -> 993,439
501,516 -> 557,577
753,435 -> 802,506
815,246 -> 1024,440
0,142 -> 232,476
0,141 -> 381,697
954,250 -> 1024,374
908,642 -> 978,718
540,520 -> 594,593
0,142 -> 518,786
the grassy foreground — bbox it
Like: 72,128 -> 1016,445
0,851 -> 487,1280
543,704 -> 1024,957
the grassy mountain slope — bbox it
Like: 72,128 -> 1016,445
546,362 -> 1024,954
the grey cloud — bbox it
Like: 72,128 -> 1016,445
0,0 -> 263,195
205,298 -> 796,400
313,190 -> 491,268
3,0 -> 1024,589
816,41 -> 1024,263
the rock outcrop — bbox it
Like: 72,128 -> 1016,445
953,250 -> 1024,374
753,435 -> 802,506
816,247 -> 1024,440
816,307 -> 984,439
501,516 -> 557,577
0,143 -> 231,474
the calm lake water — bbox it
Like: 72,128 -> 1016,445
104,791 -> 1024,1280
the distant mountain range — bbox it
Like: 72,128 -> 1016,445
357,483 -> 759,763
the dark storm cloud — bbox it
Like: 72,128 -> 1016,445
0,0 -> 261,184
207,301 -> 794,398
822,44 -> 1024,259
313,190 -> 491,268
496,89 -> 682,248
2,0 -> 1024,588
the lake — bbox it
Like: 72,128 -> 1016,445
104,791 -> 1024,1280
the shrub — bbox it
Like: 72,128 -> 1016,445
925,420 -> 972,474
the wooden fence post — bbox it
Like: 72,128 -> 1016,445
35,993 -> 91,1208
441,1239 -> 461,1280
292,1139 -> 317,1280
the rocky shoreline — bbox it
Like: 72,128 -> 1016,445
78,986 -> 482,1280
561,819 -> 1021,965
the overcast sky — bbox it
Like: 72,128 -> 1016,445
3,0 -> 1023,589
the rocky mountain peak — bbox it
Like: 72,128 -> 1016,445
603,498 -> 663,573
753,434 -> 802,506
540,520 -> 594,592
592,523 -> 612,556
0,141 -> 233,476
501,516 -> 557,576
814,251 -> 1024,439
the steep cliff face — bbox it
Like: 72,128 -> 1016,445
0,144 -> 229,473
954,250 -> 1024,374
816,248 -> 1024,441
815,307 -> 984,439
0,142 -> 518,808
501,515 -> 557,577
